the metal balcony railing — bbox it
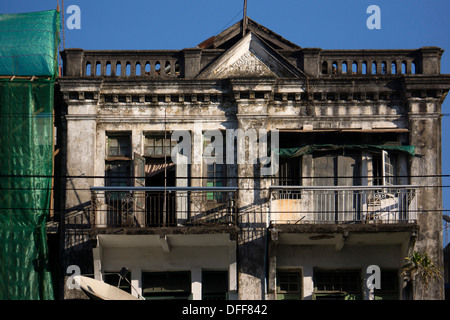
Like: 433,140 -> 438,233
90,187 -> 237,228
269,185 -> 418,225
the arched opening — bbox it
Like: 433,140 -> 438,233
106,62 -> 111,76
352,62 -> 358,74
85,62 -> 91,76
116,62 -> 122,76
391,62 -> 397,74
332,61 -> 338,74
362,61 -> 367,74
136,62 -> 141,76
321,61 -> 328,75
401,61 -> 407,74
126,62 -> 131,76
342,61 -> 348,74
381,61 -> 387,74
175,61 -> 180,76
95,62 -> 101,76
165,61 -> 171,75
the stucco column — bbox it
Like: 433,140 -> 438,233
302,265 -> 314,300
92,240 -> 102,281
228,241 -> 238,300
235,95 -> 270,300
191,266 -> 202,300
267,230 -> 278,300
131,267 -> 142,299
407,96 -> 444,299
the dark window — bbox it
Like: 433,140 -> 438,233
107,134 -> 131,158
103,272 -> 132,294
203,132 -> 226,201
372,152 -> 397,186
314,269 -> 362,300
105,134 -> 132,187
277,157 -> 301,186
105,161 -> 131,187
202,271 -> 228,300
144,133 -> 176,157
277,270 -> 303,300
374,270 -> 399,300
142,272 -> 191,300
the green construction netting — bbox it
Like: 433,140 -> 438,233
0,10 -> 60,77
0,79 -> 55,299
275,144 -> 415,158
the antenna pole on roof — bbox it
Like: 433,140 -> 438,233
242,0 -> 248,36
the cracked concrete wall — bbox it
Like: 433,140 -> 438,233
58,41 -> 449,300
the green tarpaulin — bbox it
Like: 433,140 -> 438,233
0,10 -> 60,77
275,144 -> 415,158
0,79 -> 54,300
0,10 -> 60,300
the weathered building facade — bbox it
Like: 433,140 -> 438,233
57,18 -> 450,299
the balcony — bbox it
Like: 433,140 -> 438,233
90,187 -> 237,228
269,185 -> 418,225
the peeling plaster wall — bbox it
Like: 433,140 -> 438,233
58,41 -> 449,300
277,244 -> 402,300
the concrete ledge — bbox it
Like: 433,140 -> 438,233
89,225 -> 239,239
270,222 -> 419,235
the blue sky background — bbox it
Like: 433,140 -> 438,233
1,0 -> 450,245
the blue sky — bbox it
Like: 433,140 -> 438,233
1,0 -> 450,243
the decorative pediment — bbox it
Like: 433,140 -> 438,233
197,32 -> 304,79
198,18 -> 301,51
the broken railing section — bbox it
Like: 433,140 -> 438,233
269,186 -> 418,225
90,187 -> 238,228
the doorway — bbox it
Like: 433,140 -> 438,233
145,157 -> 176,226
